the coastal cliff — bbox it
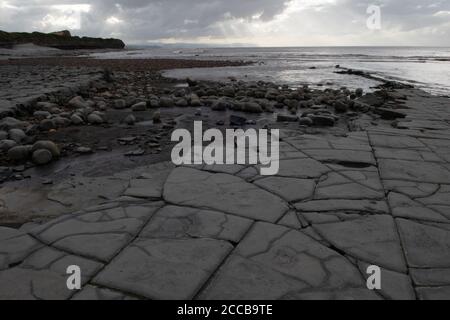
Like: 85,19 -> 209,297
0,30 -> 125,50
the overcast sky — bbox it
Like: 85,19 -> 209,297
1,0 -> 450,46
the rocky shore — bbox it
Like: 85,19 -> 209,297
0,57 -> 449,300
0,58 -> 414,174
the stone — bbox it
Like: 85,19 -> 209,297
131,102 -> 147,111
68,96 -> 88,109
123,114 -> 136,125
163,167 -> 289,222
310,115 -> 335,126
75,147 -> 93,154
87,113 -> 103,124
8,128 -> 26,143
0,117 -> 28,131
0,131 -> 7,140
152,111 -> 161,123
159,97 -> 174,108
33,111 -> 51,119
375,108 -> 406,120
175,98 -> 188,107
40,118 -> 56,131
7,145 -> 32,161
113,99 -> 127,109
32,140 -> 60,158
277,114 -> 298,122
32,149 -> 53,165
355,88 -> 364,97
148,99 -> 160,108
334,100 -> 348,113
70,114 -> 84,125
52,116 -> 70,127
229,115 -> 247,126
0,139 -> 17,152
298,117 -> 313,126
242,102 -> 263,113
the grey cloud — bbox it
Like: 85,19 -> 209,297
1,0 -> 449,45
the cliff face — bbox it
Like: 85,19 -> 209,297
0,30 -> 125,50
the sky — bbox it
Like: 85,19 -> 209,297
1,0 -> 450,46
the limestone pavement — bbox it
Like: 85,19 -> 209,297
0,88 -> 450,300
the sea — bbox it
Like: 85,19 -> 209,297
90,47 -> 450,96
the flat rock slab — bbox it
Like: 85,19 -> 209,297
314,215 -> 407,272
397,219 -> 450,269
163,167 -> 289,222
379,159 -> 450,183
94,238 -> 232,300
140,205 -> 252,243
200,222 -> 379,300
30,202 -> 163,261
0,246 -> 102,300
254,176 -> 315,202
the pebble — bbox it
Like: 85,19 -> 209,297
33,111 -> 51,119
0,139 -> 17,152
8,145 -> 32,161
153,111 -> 161,123
310,115 -> 336,127
277,114 -> 298,122
0,117 -> 28,130
230,115 -> 247,126
87,113 -> 103,124
8,128 -> 26,143
131,102 -> 147,111
75,146 -> 93,154
159,97 -> 174,108
40,119 -> 56,131
32,149 -> 53,165
68,96 -> 89,109
334,100 -> 348,113
113,99 -> 127,109
32,140 -> 60,157
123,114 -> 136,125
70,114 -> 84,125
298,117 -> 313,126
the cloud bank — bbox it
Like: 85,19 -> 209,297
1,0 -> 449,46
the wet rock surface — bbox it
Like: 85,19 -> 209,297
0,62 -> 450,300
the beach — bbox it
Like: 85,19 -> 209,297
0,51 -> 450,300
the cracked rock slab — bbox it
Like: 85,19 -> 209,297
0,246 -> 102,300
140,205 -> 253,243
200,222 -> 378,300
0,227 -> 42,270
30,203 -> 163,261
163,167 -> 289,222
379,159 -> 450,184
254,176 -> 315,202
94,238 -> 233,300
314,215 -> 407,273
397,219 -> 450,268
